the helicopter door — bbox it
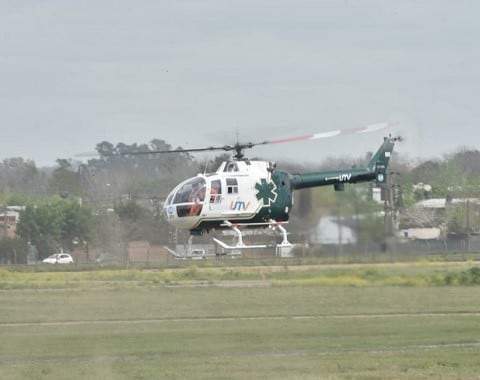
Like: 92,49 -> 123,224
208,179 -> 224,213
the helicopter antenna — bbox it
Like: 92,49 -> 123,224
203,157 -> 211,175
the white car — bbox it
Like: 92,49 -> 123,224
189,249 -> 206,260
42,253 -> 74,264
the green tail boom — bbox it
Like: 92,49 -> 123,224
290,136 -> 396,191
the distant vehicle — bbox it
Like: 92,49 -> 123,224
163,246 -> 207,260
42,253 -> 74,264
188,249 -> 206,260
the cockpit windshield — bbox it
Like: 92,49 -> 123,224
168,177 -> 206,217
173,177 -> 206,204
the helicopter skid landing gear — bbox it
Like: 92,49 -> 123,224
269,219 -> 294,257
269,219 -> 291,247
225,221 -> 245,248
213,220 -> 293,256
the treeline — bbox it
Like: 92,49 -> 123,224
0,139 -> 199,261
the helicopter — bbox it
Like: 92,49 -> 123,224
154,122 -> 397,253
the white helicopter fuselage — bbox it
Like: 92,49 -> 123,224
163,159 -> 292,233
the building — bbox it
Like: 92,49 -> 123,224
0,206 -> 25,238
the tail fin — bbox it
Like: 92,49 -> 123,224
367,136 -> 396,184
289,136 -> 397,191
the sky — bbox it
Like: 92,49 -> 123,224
1,1 -> 479,167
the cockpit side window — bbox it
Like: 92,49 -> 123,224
210,179 -> 222,203
226,178 -> 238,194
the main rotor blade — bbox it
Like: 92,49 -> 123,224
125,146 -> 231,155
81,122 -> 390,158
91,145 -> 237,157
261,122 -> 390,146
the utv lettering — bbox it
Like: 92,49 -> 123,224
339,174 -> 352,182
230,201 -> 250,211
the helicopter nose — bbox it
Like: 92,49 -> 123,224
164,203 -> 177,220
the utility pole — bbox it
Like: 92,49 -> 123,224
382,171 -> 401,254
466,199 -> 470,253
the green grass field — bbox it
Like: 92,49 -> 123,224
1,262 -> 480,379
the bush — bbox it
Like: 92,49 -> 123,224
460,267 -> 480,285
0,237 -> 29,264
